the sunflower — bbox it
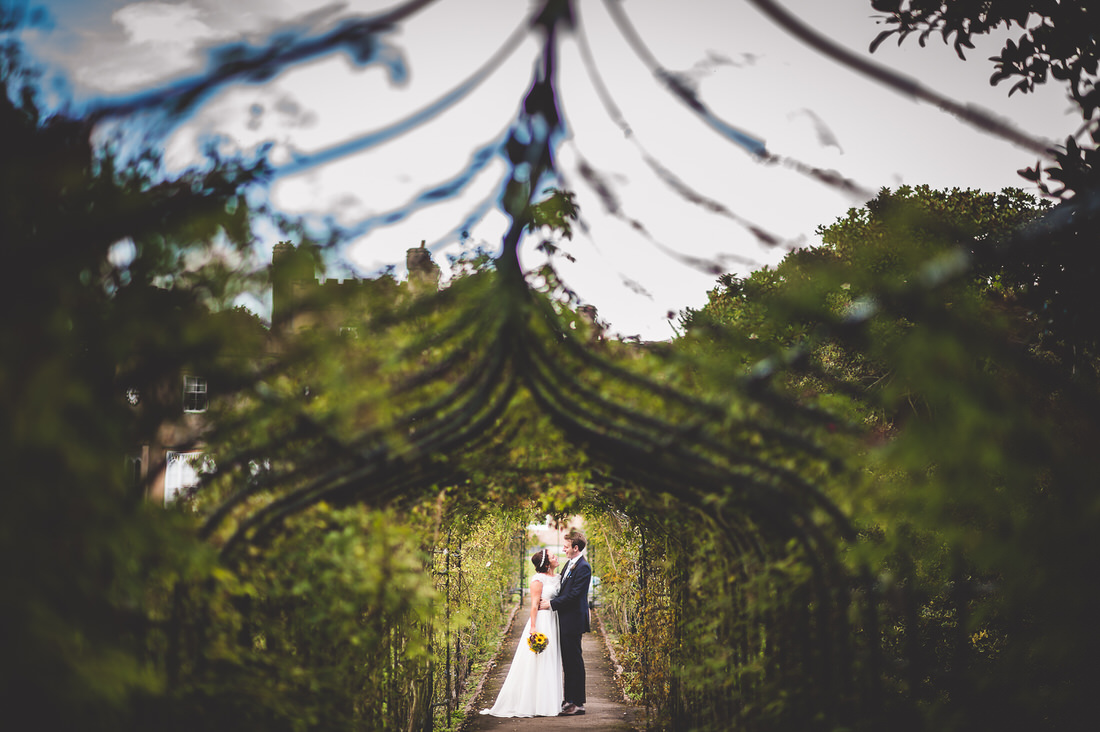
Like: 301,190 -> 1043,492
527,632 -> 548,654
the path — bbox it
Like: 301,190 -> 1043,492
460,599 -> 645,732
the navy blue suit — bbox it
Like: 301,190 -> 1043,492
550,555 -> 591,706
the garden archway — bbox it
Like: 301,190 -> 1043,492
201,212 -> 879,729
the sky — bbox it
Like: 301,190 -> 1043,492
12,0 -> 1081,340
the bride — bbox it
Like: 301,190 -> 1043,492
481,548 -> 564,717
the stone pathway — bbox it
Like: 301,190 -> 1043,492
460,602 -> 646,732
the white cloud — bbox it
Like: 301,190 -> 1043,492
63,1 -> 237,91
113,2 -> 215,45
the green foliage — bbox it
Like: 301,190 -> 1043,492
426,506 -> 530,728
1,35 -> 526,732
870,2 -> 1100,361
681,185 -> 1052,424
586,499 -> 853,731
870,1 -> 1098,117
678,181 -> 1100,730
582,511 -> 642,695
525,187 -> 579,254
0,35 -> 274,730
145,506 -> 436,732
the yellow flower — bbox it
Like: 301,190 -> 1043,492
527,632 -> 548,654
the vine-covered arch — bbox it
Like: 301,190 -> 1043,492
198,203 -> 881,729
183,9 -> 986,728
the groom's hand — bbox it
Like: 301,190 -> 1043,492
539,599 -> 551,610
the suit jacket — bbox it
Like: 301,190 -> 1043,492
551,555 -> 591,635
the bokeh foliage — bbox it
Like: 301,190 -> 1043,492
671,182 -> 1100,730
0,30 -> 527,731
1,24 -> 270,729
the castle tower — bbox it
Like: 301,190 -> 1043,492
406,240 -> 441,296
271,241 -> 316,330
577,304 -> 604,341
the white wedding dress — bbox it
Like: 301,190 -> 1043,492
481,572 -> 564,717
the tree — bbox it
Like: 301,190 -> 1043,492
0,22 -> 279,728
680,183 -> 1099,730
682,185 -> 1053,416
870,1 -> 1098,119
869,1 -> 1100,366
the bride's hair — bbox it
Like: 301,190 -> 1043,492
530,548 -> 551,573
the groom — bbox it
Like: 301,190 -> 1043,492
544,529 -> 591,716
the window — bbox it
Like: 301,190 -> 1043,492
126,454 -> 142,489
164,451 -> 211,504
183,375 -> 208,412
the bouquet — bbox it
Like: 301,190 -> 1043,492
527,632 -> 548,654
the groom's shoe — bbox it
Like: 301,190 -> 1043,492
559,703 -> 585,716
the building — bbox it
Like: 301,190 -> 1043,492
130,241 -> 442,504
272,240 -> 441,337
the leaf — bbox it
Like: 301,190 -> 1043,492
1016,164 -> 1042,182
869,29 -> 895,54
